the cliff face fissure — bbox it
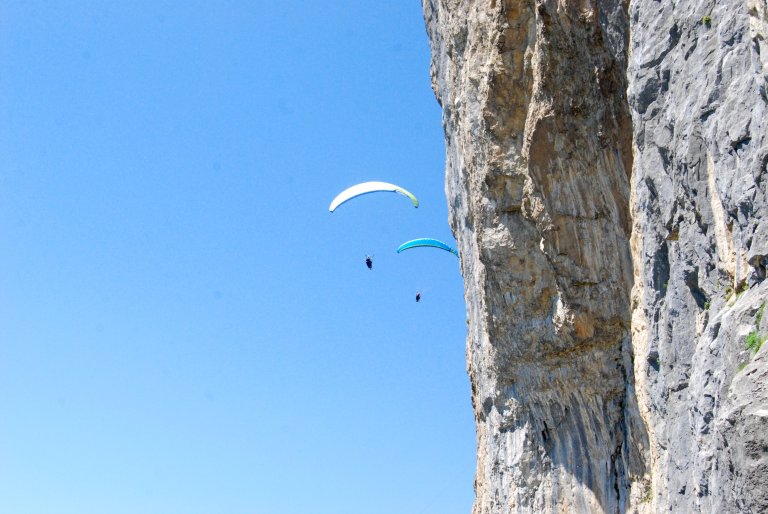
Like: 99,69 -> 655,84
424,0 -> 768,512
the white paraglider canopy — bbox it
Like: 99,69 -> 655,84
328,181 -> 418,212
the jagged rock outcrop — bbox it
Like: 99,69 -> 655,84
423,1 -> 647,511
423,0 -> 768,512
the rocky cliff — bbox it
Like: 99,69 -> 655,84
422,0 -> 768,512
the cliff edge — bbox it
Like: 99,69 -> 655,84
423,0 -> 768,512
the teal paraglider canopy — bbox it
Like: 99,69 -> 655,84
329,181 -> 419,212
397,238 -> 459,257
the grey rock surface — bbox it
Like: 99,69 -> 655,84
628,0 -> 768,511
422,0 -> 768,512
423,1 -> 647,512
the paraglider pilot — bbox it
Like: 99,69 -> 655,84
365,255 -> 373,270
415,292 -> 421,303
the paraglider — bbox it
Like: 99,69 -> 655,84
397,238 -> 459,257
415,292 -> 421,303
329,181 -> 419,212
365,255 -> 373,270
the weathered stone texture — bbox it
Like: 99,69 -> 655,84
628,0 -> 768,511
424,1 -> 648,512
423,0 -> 768,512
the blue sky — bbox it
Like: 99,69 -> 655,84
0,2 -> 474,513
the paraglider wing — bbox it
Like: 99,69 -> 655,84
329,181 -> 419,212
396,238 -> 459,257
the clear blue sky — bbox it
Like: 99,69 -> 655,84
0,2 -> 474,513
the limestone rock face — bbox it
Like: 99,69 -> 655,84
628,0 -> 768,511
422,0 -> 768,512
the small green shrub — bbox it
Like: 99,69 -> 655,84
702,15 -> 712,26
746,331 -> 759,350
745,331 -> 766,353
740,304 -> 768,369
639,474 -> 653,503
